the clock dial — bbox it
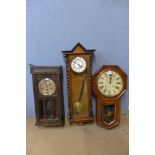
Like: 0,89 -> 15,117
97,70 -> 124,97
38,78 -> 56,95
71,56 -> 86,73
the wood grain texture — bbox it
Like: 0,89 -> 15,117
30,65 -> 65,126
92,65 -> 127,129
62,43 -> 95,124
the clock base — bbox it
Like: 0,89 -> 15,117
35,120 -> 65,127
68,116 -> 94,125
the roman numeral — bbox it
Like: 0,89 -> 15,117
109,90 -> 111,95
115,86 -> 119,89
99,82 -> 103,84
100,77 -> 104,80
99,85 -> 104,89
116,82 -> 121,84
116,77 -> 120,80
103,89 -> 107,93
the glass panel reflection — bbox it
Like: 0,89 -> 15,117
103,105 -> 115,124
39,99 -> 58,120
45,99 -> 57,119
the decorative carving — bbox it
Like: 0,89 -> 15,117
62,43 -> 95,124
30,65 -> 65,126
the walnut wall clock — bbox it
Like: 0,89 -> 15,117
30,65 -> 65,126
92,65 -> 127,129
62,43 -> 95,125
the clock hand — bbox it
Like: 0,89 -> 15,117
109,73 -> 113,84
44,80 -> 48,87
76,62 -> 83,68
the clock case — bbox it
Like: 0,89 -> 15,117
62,43 -> 95,125
92,65 -> 127,129
30,65 -> 65,126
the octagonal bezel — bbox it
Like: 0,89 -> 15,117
92,65 -> 127,100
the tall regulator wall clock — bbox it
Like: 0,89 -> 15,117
30,65 -> 65,126
62,43 -> 95,125
92,65 -> 127,129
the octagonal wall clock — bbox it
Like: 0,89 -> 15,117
92,65 -> 127,129
30,65 -> 65,126
62,43 -> 95,125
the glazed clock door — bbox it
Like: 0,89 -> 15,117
103,104 -> 115,124
98,100 -> 120,128
69,55 -> 89,115
97,70 -> 124,97
36,75 -> 59,122
38,78 -> 56,96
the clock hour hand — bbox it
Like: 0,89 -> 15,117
109,75 -> 112,84
109,72 -> 113,84
43,80 -> 49,94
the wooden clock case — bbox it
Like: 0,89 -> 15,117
30,65 -> 65,126
62,43 -> 95,125
92,65 -> 127,129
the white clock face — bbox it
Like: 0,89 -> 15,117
38,78 -> 56,95
71,56 -> 86,73
97,70 -> 124,97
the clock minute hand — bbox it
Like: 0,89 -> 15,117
109,73 -> 113,84
109,75 -> 112,84
76,62 -> 83,69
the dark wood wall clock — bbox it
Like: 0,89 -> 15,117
30,65 -> 65,126
92,65 -> 127,129
62,43 -> 95,125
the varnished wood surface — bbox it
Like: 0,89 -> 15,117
30,65 -> 65,126
62,43 -> 95,124
92,65 -> 127,129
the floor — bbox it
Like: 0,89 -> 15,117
27,115 -> 128,155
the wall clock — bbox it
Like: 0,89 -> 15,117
62,43 -> 95,125
92,65 -> 127,129
30,65 -> 65,126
